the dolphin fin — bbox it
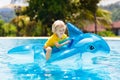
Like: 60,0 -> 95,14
66,23 -> 83,38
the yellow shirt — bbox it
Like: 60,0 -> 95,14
44,33 -> 67,48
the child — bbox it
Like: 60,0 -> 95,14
44,20 -> 70,60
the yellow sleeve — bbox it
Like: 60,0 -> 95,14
44,34 -> 58,48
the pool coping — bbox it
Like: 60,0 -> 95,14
103,37 -> 120,40
0,37 -> 120,40
0,37 -> 48,39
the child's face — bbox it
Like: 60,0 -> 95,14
56,26 -> 66,38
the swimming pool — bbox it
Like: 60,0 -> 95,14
0,37 -> 120,80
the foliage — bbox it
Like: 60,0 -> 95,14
26,0 -> 69,24
15,6 -> 28,16
80,0 -> 100,13
98,30 -> 116,37
0,23 -> 17,36
11,15 -> 43,36
96,8 -> 112,27
0,19 -> 5,35
32,20 -> 48,36
0,19 -> 5,26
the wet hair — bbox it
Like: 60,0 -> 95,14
52,20 -> 66,33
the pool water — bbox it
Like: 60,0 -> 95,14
0,38 -> 120,80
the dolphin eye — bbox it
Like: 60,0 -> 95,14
84,44 -> 96,52
89,45 -> 95,50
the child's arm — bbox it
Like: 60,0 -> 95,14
55,40 -> 70,48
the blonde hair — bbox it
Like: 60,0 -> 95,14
52,20 -> 66,33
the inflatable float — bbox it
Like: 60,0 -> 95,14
8,23 -> 110,65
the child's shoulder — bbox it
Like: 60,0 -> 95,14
49,34 -> 57,39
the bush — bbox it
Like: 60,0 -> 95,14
98,31 -> 116,37
0,23 -> 17,36
11,15 -> 44,36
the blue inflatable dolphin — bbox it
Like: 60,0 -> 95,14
8,23 -> 110,63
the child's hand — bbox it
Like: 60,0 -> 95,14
57,40 -> 70,47
55,42 -> 61,48
55,39 -> 73,48
66,40 -> 71,44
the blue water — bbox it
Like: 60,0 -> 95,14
0,38 -> 120,80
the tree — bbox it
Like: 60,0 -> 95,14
80,0 -> 100,34
25,0 -> 89,35
11,15 -> 39,36
21,0 -> 112,36
25,0 -> 75,36
96,8 -> 112,27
